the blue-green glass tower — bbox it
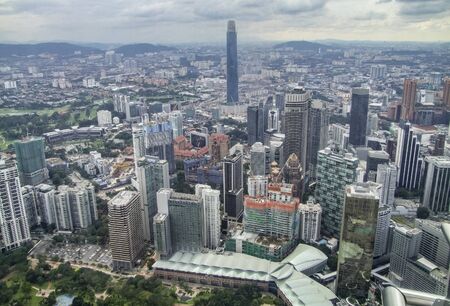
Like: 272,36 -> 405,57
14,137 -> 48,186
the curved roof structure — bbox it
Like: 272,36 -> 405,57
154,244 -> 336,306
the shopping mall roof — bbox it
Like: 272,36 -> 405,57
154,245 -> 336,306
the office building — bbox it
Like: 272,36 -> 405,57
433,133 -> 446,156
349,88 -> 369,146
223,152 -> 244,222
307,100 -> 329,177
14,137 -> 48,186
153,213 -> 172,258
250,142 -> 266,176
415,219 -> 450,269
169,111 -> 183,138
366,150 -> 390,181
336,182 -> 380,302
136,156 -> 170,241
395,122 -> 423,190
0,159 -> 31,250
97,110 -> 112,126
144,122 -> 175,173
247,176 -> 268,197
443,78 -> 450,109
196,185 -> 221,249
389,226 -> 448,296
226,20 -> 238,104
168,192 -> 204,252
284,87 -> 310,171
108,191 -> 144,271
374,205 -> 392,258
401,79 -> 417,122
298,200 -> 322,243
247,104 -> 264,145
422,156 -> 450,213
315,148 -> 358,237
132,125 -> 146,167
376,163 -> 397,207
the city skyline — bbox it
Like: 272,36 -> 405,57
0,0 -> 449,44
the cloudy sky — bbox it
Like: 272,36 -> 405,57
0,0 -> 449,44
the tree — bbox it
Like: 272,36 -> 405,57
417,206 -> 430,219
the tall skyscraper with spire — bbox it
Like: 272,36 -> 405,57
226,20 -> 238,104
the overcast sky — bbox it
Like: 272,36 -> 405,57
0,0 -> 449,44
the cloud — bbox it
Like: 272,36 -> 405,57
352,11 -> 387,20
397,0 -> 450,16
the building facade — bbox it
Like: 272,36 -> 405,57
0,159 -> 31,250
336,182 -> 380,302
14,137 -> 48,186
108,191 -> 144,271
422,156 -> 450,213
223,152 -> 244,223
298,200 -> 322,243
349,88 -> 369,147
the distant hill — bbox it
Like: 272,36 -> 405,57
0,42 -> 100,57
274,40 -> 329,51
115,43 -> 175,56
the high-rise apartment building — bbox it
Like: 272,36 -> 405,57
376,163 -> 397,207
315,148 -> 358,237
298,200 -> 322,243
247,176 -> 268,197
223,152 -> 244,222
14,137 -> 48,186
108,191 -> 144,271
401,79 -> 417,122
247,104 -> 264,146
97,110 -> 112,126
0,159 -> 31,251
395,122 -> 423,190
136,156 -> 170,241
35,184 -> 57,225
195,185 -> 221,249
226,20 -> 238,104
422,156 -> 450,213
307,99 -> 329,177
349,88 -> 369,147
284,87 -> 310,171
21,185 -> 39,228
336,182 -> 380,302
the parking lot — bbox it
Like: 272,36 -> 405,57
32,240 -> 112,268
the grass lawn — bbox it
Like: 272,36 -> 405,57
0,105 -> 71,116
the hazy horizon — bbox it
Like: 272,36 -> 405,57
0,0 -> 449,44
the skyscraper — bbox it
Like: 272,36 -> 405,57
401,79 -> 417,122
136,156 -> 170,241
422,156 -> 450,213
395,122 -> 423,190
169,111 -> 184,138
284,87 -> 310,171
226,20 -> 238,104
132,125 -> 145,168
336,182 -> 380,302
349,88 -> 369,146
374,205 -> 392,258
282,153 -> 304,199
443,78 -> 450,109
153,213 -> 172,258
0,159 -> 31,251
250,142 -> 266,176
108,191 -> 144,271
307,99 -> 329,178
223,152 -> 244,223
315,148 -> 358,237
14,137 -> 48,186
247,104 -> 264,145
168,192 -> 204,252
376,163 -> 397,207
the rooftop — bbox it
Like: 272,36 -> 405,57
109,190 -> 138,207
